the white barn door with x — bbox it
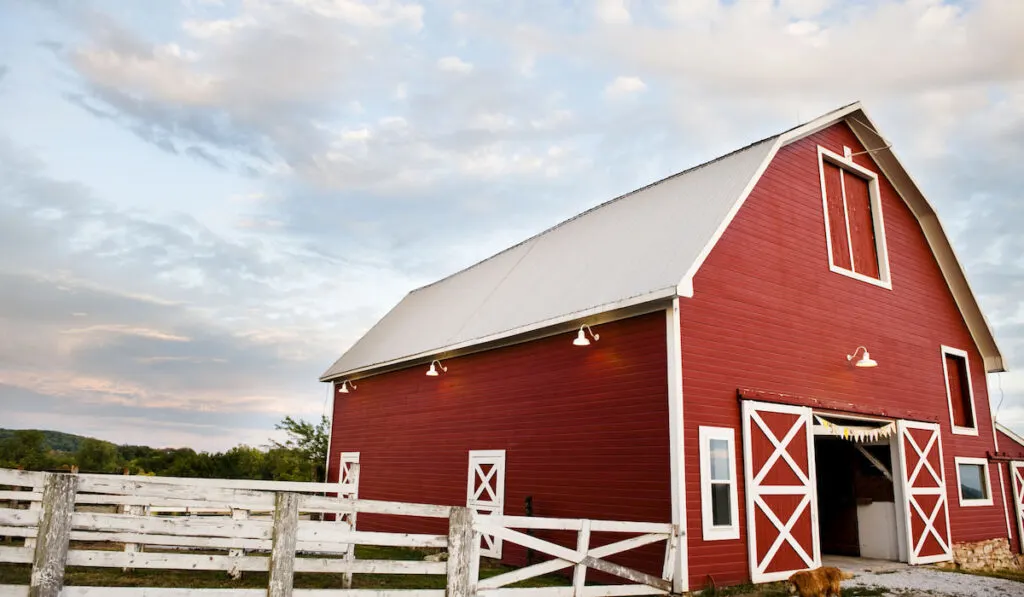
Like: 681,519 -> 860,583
467,449 -> 506,559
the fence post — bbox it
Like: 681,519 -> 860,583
572,519 -> 591,597
268,492 -> 299,597
29,473 -> 77,597
342,460 -> 360,589
446,507 -> 479,597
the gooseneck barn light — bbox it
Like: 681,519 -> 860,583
847,346 -> 878,368
573,324 -> 600,347
426,359 -> 448,377
338,380 -> 356,393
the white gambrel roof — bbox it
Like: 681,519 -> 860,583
321,103 -> 1004,381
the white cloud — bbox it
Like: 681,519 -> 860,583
605,75 -> 647,97
290,0 -> 424,30
437,55 -> 474,73
182,16 -> 255,39
596,0 -> 631,24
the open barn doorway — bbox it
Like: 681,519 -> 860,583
812,414 -> 903,562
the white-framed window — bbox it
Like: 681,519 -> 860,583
699,426 -> 740,541
941,345 -> 978,436
817,146 -> 892,289
954,457 -> 993,507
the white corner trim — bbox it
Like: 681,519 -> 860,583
941,345 -> 980,436
998,464 -> 1012,542
698,426 -> 740,541
817,146 -> 892,289
324,384 -> 336,482
954,457 -> 994,507
665,299 -> 688,593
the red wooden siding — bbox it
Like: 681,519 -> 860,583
945,354 -> 973,428
327,312 -> 671,572
679,121 -> 1001,588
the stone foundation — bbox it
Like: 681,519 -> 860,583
939,538 -> 1024,571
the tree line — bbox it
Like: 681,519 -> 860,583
0,416 -> 330,482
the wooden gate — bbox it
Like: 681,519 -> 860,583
1011,461 -> 1024,553
895,420 -> 952,564
742,401 -> 820,583
467,450 -> 505,559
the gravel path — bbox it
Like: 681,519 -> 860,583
847,567 -> 1023,596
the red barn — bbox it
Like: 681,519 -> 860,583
320,103 -> 1012,591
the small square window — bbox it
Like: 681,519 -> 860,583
942,346 -> 978,436
818,147 -> 891,289
955,457 -> 992,507
699,427 -> 739,541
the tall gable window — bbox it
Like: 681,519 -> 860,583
818,147 -> 891,288
942,346 -> 978,435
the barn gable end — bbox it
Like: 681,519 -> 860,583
679,120 -> 1006,587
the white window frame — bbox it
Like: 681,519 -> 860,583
954,457 -> 993,507
699,426 -> 740,541
941,345 -> 979,436
817,146 -> 892,290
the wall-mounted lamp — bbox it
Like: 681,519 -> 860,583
426,359 -> 447,377
847,346 -> 878,368
338,380 -> 357,394
573,324 -> 600,347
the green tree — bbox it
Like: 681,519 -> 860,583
0,430 -> 52,470
269,416 -> 330,481
75,438 -> 120,473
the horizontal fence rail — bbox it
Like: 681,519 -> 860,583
0,468 -> 675,597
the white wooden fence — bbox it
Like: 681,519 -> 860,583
0,468 -> 675,597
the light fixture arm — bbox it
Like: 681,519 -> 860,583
430,359 -> 447,373
847,346 -> 868,361
579,324 -> 600,342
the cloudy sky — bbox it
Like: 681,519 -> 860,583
0,0 -> 1022,450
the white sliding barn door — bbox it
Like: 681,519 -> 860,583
467,450 -> 506,559
1011,462 -> 1024,553
742,401 -> 820,583
895,420 -> 952,565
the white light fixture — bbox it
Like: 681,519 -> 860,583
426,359 -> 447,377
847,346 -> 878,368
339,380 -> 356,394
573,324 -> 600,347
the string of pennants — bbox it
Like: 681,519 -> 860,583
814,415 -> 895,443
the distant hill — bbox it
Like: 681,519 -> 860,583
0,428 -> 92,452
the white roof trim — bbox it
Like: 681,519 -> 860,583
320,286 -> 678,381
997,423 -> 1024,451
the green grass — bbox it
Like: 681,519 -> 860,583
0,545 -> 569,590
